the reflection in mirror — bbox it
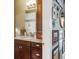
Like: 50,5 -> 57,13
25,0 -> 36,38
14,0 -> 42,39
14,0 -> 37,38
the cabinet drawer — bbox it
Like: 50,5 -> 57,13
15,39 -> 30,46
31,42 -> 42,50
32,49 -> 42,59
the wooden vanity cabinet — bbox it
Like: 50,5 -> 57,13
14,40 -> 30,59
36,0 -> 42,39
14,40 -> 42,59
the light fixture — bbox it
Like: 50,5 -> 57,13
26,0 -> 36,9
26,0 -> 36,6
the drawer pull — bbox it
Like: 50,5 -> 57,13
35,53 -> 40,56
19,46 -> 22,48
36,44 -> 40,47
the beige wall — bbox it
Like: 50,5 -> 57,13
14,0 -> 26,36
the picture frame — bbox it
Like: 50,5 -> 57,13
52,30 -> 60,59
52,30 -> 59,45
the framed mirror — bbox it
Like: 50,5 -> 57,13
59,10 -> 65,28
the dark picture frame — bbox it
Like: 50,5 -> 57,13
52,30 -> 59,45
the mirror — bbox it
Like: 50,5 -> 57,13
14,0 -> 42,39
14,0 -> 37,37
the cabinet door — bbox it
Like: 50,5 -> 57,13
32,49 -> 42,59
21,45 -> 30,59
36,0 -> 42,39
14,44 -> 24,59
14,40 -> 31,59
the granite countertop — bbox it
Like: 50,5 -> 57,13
14,36 -> 43,43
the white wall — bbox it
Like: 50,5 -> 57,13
57,0 -> 64,8
42,0 -> 52,59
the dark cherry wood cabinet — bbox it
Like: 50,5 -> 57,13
36,0 -> 42,39
14,44 -> 22,59
14,40 -> 42,59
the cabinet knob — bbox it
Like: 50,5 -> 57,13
36,44 -> 40,47
19,46 -> 22,48
35,53 -> 40,56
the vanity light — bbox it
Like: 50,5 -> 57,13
26,0 -> 36,6
26,0 -> 36,9
26,4 -> 36,9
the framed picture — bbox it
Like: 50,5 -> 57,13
52,30 -> 59,45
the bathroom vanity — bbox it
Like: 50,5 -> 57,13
14,37 -> 43,59
14,0 -> 43,59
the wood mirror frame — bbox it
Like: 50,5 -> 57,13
36,0 -> 42,39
